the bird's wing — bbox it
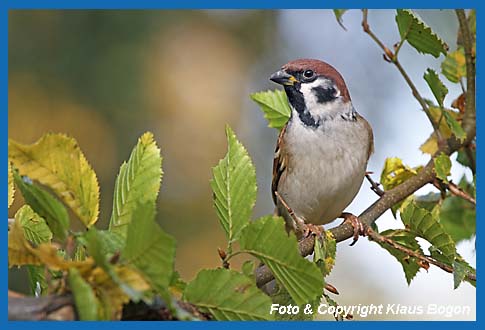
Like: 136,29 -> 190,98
359,114 -> 374,160
271,124 -> 288,205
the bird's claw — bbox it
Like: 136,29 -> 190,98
302,223 -> 325,239
340,212 -> 366,246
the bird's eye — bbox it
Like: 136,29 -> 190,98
303,70 -> 314,79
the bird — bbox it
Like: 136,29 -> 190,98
269,59 -> 374,245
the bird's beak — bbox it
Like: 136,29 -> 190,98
270,70 -> 298,86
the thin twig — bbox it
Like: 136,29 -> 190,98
365,173 -> 385,197
361,10 -> 441,140
433,179 -> 476,205
366,227 -> 476,282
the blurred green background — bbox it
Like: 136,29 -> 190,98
9,9 -> 277,278
8,10 -> 475,320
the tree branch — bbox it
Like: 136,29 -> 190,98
433,179 -> 476,205
455,10 -> 475,138
8,292 -> 208,321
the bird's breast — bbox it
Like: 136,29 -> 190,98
279,114 -> 370,225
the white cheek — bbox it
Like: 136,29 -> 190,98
300,78 -> 336,111
299,78 -> 345,120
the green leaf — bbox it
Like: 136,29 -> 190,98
69,268 -> 99,320
210,126 -> 257,242
14,172 -> 69,241
184,268 -> 274,321
400,199 -> 456,263
16,205 -> 53,245
442,111 -> 466,142
8,205 -> 53,268
169,271 -> 187,293
453,259 -> 467,289
456,148 -> 475,170
250,90 -> 291,130
441,48 -> 466,83
333,9 -> 348,30
434,153 -> 452,183
8,134 -> 100,227
414,192 -> 440,211
8,162 -> 14,208
372,229 -> 423,284
270,284 -> 317,321
239,216 -> 323,305
395,9 -> 448,57
27,265 -> 48,296
439,177 -> 475,243
314,231 -> 336,277
109,132 -> 162,238
122,201 -> 176,295
453,258 -> 475,289
241,260 -> 256,279
423,68 -> 448,107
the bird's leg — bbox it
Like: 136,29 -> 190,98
275,191 -> 324,239
339,212 -> 366,246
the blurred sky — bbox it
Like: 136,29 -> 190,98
8,9 -> 475,320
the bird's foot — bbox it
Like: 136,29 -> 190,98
339,212 -> 366,246
301,223 -> 325,239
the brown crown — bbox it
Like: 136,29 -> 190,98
282,59 -> 350,102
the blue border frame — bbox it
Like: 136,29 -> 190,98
3,0 -> 480,328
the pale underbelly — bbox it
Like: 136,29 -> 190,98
278,153 -> 366,225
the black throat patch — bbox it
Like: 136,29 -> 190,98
284,85 -> 320,128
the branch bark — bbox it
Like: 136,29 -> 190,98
8,292 -> 208,321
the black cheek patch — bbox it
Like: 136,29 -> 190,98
312,86 -> 337,103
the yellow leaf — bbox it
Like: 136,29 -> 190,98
9,133 -> 100,227
441,48 -> 466,83
420,108 -> 462,155
89,265 -> 150,320
380,158 -> 422,191
420,133 -> 439,155
8,163 -> 14,208
8,215 -> 41,267
9,205 -> 53,267
30,243 -> 95,275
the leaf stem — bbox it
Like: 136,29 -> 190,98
366,227 -> 476,282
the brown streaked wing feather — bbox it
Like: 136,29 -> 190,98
272,124 -> 288,204
357,114 -> 374,160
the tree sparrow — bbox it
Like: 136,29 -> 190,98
270,59 -> 374,244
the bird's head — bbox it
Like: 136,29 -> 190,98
270,59 -> 352,125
